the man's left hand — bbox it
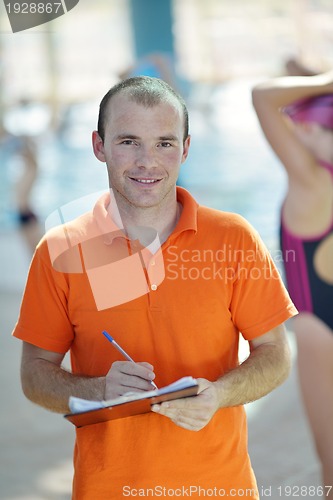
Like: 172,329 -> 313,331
151,378 -> 219,431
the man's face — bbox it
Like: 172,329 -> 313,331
92,93 -> 190,211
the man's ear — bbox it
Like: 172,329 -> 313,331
181,135 -> 191,163
92,131 -> 106,162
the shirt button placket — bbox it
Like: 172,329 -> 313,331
148,258 -> 160,309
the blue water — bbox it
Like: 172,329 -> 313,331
0,78 -> 287,253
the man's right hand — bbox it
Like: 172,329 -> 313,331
104,361 -> 156,400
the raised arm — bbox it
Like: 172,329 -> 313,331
152,323 -> 291,430
20,342 -> 156,413
252,71 -> 333,185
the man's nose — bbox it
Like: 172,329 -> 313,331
135,146 -> 157,168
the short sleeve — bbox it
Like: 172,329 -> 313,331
12,237 -> 74,353
229,218 -> 297,339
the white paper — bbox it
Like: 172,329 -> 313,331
68,376 -> 197,414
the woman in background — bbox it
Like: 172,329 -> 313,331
252,72 -> 333,493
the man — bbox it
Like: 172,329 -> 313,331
13,77 -> 297,499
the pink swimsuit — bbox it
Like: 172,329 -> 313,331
280,160 -> 333,329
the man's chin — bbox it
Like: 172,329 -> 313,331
112,185 -> 176,210
125,194 -> 162,210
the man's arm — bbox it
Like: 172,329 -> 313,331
215,324 -> 291,408
20,341 -> 156,413
152,324 -> 291,431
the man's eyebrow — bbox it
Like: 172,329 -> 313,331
158,135 -> 179,142
115,134 -> 140,141
115,134 -> 179,142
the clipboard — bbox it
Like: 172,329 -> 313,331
64,377 -> 199,428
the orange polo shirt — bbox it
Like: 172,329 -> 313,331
13,187 -> 297,499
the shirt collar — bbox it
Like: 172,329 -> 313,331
93,191 -> 125,245
171,186 -> 198,237
93,186 -> 198,246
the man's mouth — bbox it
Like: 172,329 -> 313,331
129,177 -> 161,184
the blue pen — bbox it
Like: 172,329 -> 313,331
102,330 -> 158,389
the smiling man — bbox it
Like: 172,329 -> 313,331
92,81 -> 190,244
13,77 -> 297,499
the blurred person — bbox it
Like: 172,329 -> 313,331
252,72 -> 333,495
2,99 -> 50,250
13,76 -> 297,499
285,57 -> 319,77
3,99 -> 48,223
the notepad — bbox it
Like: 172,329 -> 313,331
64,376 -> 198,427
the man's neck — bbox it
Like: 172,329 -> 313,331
108,189 -> 182,246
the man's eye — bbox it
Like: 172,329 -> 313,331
121,140 -> 136,145
160,142 -> 172,147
